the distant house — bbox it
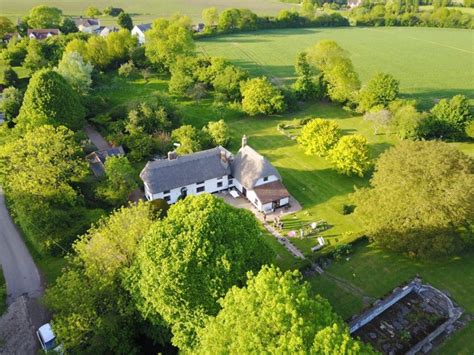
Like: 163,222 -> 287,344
347,0 -> 362,8
94,26 -> 118,37
192,23 -> 205,33
131,23 -> 152,45
141,136 -> 290,212
73,17 -> 101,33
27,29 -> 60,40
86,146 -> 125,176
2,32 -> 21,43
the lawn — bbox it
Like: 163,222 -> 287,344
308,240 -> 474,352
198,27 -> 474,108
1,0 -> 294,24
96,74 -> 473,258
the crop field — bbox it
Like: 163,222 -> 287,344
198,27 -> 474,108
1,0 -> 294,24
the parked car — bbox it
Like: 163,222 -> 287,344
36,323 -> 62,353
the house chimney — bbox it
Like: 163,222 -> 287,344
220,150 -> 228,163
168,151 -> 178,160
242,135 -> 248,149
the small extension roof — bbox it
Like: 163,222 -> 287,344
231,145 -> 281,189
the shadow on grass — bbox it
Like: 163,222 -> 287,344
401,88 -> 474,110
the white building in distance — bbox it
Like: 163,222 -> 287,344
131,23 -> 152,45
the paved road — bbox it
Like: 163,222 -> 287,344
84,124 -> 111,151
0,187 -> 43,305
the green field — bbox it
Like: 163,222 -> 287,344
1,0 -> 294,24
198,27 -> 474,108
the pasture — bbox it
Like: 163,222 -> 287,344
1,0 -> 294,24
198,27 -> 474,108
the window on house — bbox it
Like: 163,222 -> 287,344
164,196 -> 170,202
229,179 -> 233,185
254,198 -> 259,205
197,186 -> 205,193
163,190 -> 170,195
263,176 -> 269,182
217,181 -> 223,188
197,181 -> 205,185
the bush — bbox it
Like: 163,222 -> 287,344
240,77 -> 286,116
118,61 -> 137,78
342,204 -> 355,215
2,66 -> 19,87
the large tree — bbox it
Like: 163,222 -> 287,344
354,140 -> 474,258
145,17 -> 195,69
16,69 -> 85,131
132,194 -> 274,350
0,86 -> 23,122
171,125 -> 202,155
329,135 -> 371,177
292,52 -> 319,101
98,156 -> 138,206
55,51 -> 93,95
240,77 -> 286,116
195,266 -> 374,354
358,72 -> 400,113
45,203 -> 168,354
427,94 -> 472,138
0,124 -> 92,250
27,5 -> 63,28
297,118 -> 341,157
307,40 -> 360,104
0,125 -> 86,204
202,7 -> 219,29
117,12 -> 134,30
0,16 -> 15,38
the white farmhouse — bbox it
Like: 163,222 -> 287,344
140,136 -> 290,212
131,23 -> 152,45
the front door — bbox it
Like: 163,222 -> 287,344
242,187 -> 247,197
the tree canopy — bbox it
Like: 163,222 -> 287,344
27,5 -> 63,28
297,118 -> 341,157
307,40 -> 360,104
427,94 -> 472,138
56,51 -> 93,95
16,69 -> 85,131
45,202 -> 167,353
171,125 -> 202,155
354,140 -> 474,258
0,125 -> 86,204
132,194 -> 274,350
195,265 -> 374,354
240,77 -> 286,116
145,17 -> 195,69
118,12 -> 134,30
98,156 -> 138,206
358,72 -> 400,112
0,16 -> 15,38
329,135 -> 371,177
0,87 -> 23,122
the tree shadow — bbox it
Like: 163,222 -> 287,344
401,88 -> 474,110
